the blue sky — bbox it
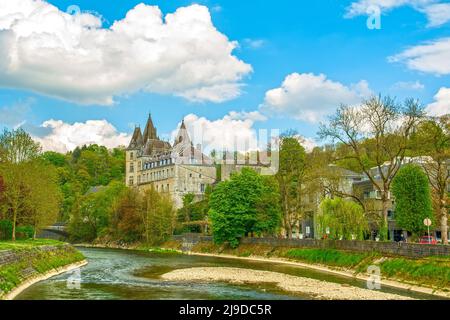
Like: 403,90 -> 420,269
0,0 -> 449,152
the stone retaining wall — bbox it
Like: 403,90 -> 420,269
173,234 -> 450,258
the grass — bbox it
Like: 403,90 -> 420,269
379,257 -> 450,288
0,239 -> 64,251
0,245 -> 85,296
283,248 -> 370,268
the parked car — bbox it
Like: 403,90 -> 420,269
419,236 -> 438,245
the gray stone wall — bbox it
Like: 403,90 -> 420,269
241,238 -> 450,258
172,234 -> 450,258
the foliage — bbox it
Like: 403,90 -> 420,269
110,188 -> 143,243
209,168 -> 282,248
68,181 -> 126,242
284,248 -> 369,267
276,135 -> 308,238
0,245 -> 84,295
141,187 -> 176,245
316,198 -> 368,240
0,220 -> 12,240
380,257 -> 450,288
15,226 -> 35,240
0,128 -> 41,163
319,95 -> 424,238
392,164 -> 434,237
410,116 -> 450,244
176,192 -> 210,234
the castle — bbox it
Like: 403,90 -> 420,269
125,114 -> 217,208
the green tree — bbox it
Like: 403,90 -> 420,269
111,188 -> 143,243
316,198 -> 368,240
141,187 -> 176,245
0,128 -> 41,163
411,116 -> 450,244
68,181 -> 125,241
276,135 -> 308,238
319,95 -> 424,239
209,168 -> 281,247
22,161 -> 62,238
392,164 -> 434,238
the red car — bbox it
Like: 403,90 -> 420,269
419,236 -> 438,245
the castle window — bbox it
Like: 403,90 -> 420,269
167,184 -> 170,192
189,173 -> 193,178
130,152 -> 134,160
130,163 -> 134,173
199,174 -> 202,178
128,177 -> 134,186
200,184 -> 205,193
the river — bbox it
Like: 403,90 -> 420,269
15,248 -> 440,300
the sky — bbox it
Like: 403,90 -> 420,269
0,0 -> 449,153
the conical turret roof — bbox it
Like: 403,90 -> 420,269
143,113 -> 158,144
128,127 -> 143,150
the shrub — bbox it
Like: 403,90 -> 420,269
0,220 -> 13,240
16,226 -> 35,239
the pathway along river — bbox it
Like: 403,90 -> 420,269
16,248 -> 441,300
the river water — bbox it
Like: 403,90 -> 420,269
15,248 -> 439,300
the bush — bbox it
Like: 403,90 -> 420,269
16,226 -> 35,240
0,220 -> 13,240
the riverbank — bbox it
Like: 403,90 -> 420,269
162,267 -> 412,300
75,240 -> 450,299
0,241 -> 86,300
182,242 -> 450,299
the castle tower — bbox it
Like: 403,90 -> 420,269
125,126 -> 143,187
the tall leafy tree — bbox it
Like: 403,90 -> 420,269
319,95 -> 424,239
411,116 -> 450,244
209,168 -> 281,247
276,134 -> 307,238
392,165 -> 434,238
140,187 -> 176,245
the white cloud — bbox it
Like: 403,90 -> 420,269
0,1 -> 251,105
345,0 -> 450,27
389,38 -> 450,75
33,119 -> 131,153
425,87 -> 450,116
392,80 -> 425,90
171,111 -> 268,154
261,73 -> 372,123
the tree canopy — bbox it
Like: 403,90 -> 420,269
392,164 -> 434,237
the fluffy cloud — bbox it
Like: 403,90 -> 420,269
171,111 -> 270,154
389,38 -> 450,75
345,0 -> 450,27
33,120 -> 131,153
0,1 -> 251,105
425,87 -> 450,116
261,73 -> 372,123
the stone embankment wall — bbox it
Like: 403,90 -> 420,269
173,234 -> 450,258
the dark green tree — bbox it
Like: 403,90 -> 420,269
392,164 -> 434,238
209,168 -> 281,247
